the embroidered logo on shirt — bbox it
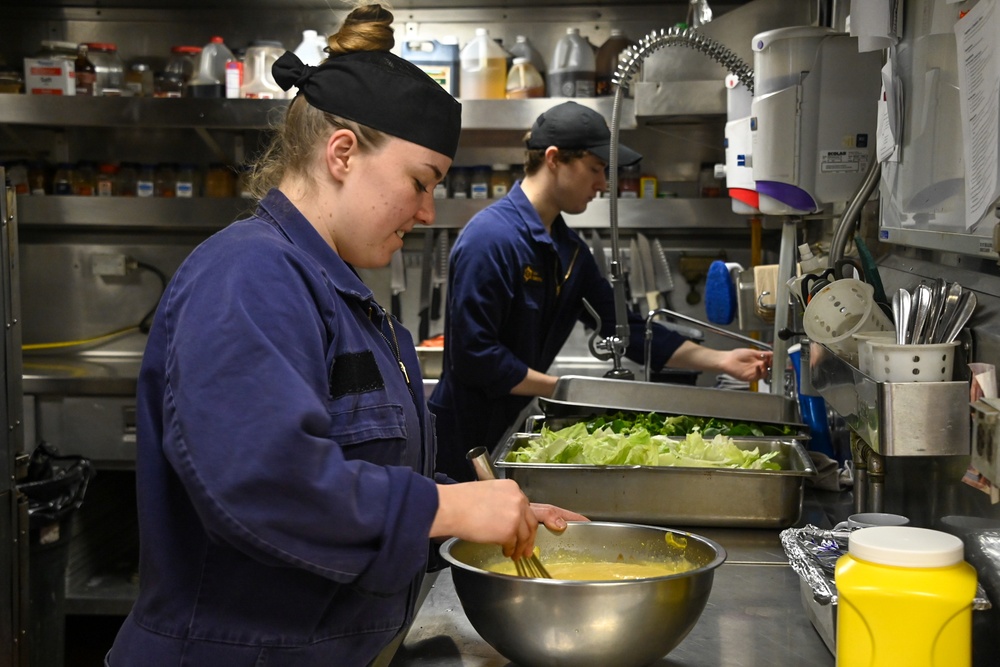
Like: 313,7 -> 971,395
329,351 -> 385,398
522,266 -> 543,284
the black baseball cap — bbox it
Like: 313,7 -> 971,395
525,101 -> 642,166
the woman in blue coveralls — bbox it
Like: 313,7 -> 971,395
429,101 -> 773,482
108,6 -> 585,666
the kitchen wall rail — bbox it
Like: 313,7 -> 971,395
16,195 -> 757,230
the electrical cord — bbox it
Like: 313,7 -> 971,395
22,259 -> 169,351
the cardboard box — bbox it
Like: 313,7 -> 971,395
23,58 -> 76,95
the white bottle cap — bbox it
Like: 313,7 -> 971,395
476,28 -> 489,36
848,526 -> 964,568
512,57 -> 528,65
798,243 -> 814,260
567,27 -> 580,34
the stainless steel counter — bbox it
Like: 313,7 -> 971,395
393,528 -> 835,667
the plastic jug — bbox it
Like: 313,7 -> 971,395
836,527 -> 976,667
293,29 -> 327,66
188,36 -> 233,98
402,38 -> 460,96
459,28 -> 507,99
549,27 -> 595,98
595,29 -> 632,96
241,41 -> 285,99
509,35 -> 546,82
506,57 -> 544,99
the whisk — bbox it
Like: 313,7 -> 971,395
467,447 -> 552,579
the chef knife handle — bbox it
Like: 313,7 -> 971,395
391,294 -> 402,322
431,286 -> 442,321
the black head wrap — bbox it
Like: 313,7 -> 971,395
273,50 -> 463,160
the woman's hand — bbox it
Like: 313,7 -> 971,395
431,481 -> 586,560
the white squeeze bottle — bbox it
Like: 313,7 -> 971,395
459,28 -> 507,99
549,27 -> 595,98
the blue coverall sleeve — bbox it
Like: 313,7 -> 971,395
158,239 -> 438,594
445,231 -> 532,397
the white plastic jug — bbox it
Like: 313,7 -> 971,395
459,28 -> 507,99
241,41 -> 285,99
549,27 -> 595,98
188,36 -> 233,98
293,29 -> 327,66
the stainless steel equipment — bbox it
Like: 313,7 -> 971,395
440,521 -> 726,667
544,375 -> 799,426
495,433 -> 815,527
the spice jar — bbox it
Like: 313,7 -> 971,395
175,163 -> 198,198
489,164 -> 513,199
52,163 -> 75,195
28,162 -> 48,195
450,167 -> 469,199
204,163 -> 235,197
96,163 -> 118,196
154,163 -> 177,197
117,162 -> 138,196
618,163 -> 640,198
136,164 -> 156,198
75,44 -> 97,96
125,62 -> 154,97
470,166 -> 491,199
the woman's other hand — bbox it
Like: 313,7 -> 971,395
431,481 -> 585,560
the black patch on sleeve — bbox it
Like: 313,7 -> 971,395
329,351 -> 385,398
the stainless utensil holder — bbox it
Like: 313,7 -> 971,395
808,341 -> 970,457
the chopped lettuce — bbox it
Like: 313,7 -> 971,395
581,411 -> 797,438
506,422 -> 782,471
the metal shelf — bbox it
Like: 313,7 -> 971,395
17,194 -> 753,230
0,95 -> 636,131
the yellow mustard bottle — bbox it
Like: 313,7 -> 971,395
835,526 -> 976,667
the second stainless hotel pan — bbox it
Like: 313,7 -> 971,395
495,376 -> 814,528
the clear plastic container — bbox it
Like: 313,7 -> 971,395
506,57 -> 545,99
164,45 -> 202,96
618,163 -> 640,198
836,527 -> 976,667
188,36 -> 233,98
84,42 -> 124,95
241,41 -> 285,99
595,29 -> 631,96
459,28 -> 507,99
549,27 -> 596,98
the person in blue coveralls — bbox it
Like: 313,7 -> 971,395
429,101 -> 773,482
107,6 -> 585,666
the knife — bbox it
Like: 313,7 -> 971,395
628,238 -> 644,314
589,229 -> 608,279
431,230 -> 448,321
636,232 -> 660,313
417,230 -> 435,342
390,248 -> 405,321
652,237 -> 675,308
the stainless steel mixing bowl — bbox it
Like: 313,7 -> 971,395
440,521 -> 726,667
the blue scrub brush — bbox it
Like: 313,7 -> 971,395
704,260 -> 739,324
